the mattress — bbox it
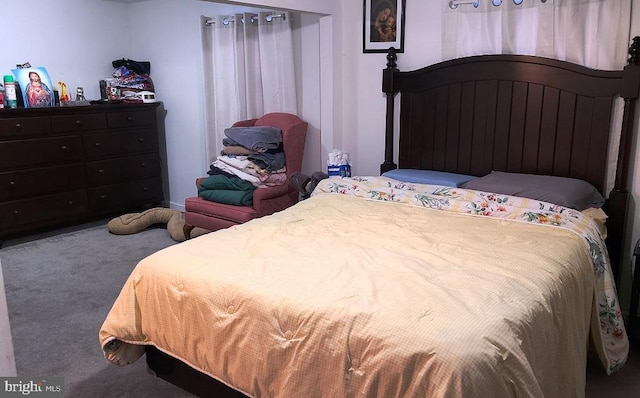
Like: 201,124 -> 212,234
99,176 -> 628,398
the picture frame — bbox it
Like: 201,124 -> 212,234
11,66 -> 55,108
363,0 -> 406,53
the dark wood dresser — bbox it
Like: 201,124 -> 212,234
0,102 -> 165,240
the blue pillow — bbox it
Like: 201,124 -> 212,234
382,169 -> 477,187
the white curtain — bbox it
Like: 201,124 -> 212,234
442,0 -> 632,69
200,12 -> 297,164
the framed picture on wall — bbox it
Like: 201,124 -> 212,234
11,66 -> 55,108
363,0 -> 406,53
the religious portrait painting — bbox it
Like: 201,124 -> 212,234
12,66 -> 55,108
363,0 -> 406,53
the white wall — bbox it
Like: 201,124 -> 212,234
339,1 -> 443,176
0,0 -> 130,100
124,0 -> 269,210
293,13 -> 322,175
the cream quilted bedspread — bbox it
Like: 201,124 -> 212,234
100,177 -> 627,398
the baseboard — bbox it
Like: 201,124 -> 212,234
168,201 -> 185,212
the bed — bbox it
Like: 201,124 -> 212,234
100,39 -> 640,398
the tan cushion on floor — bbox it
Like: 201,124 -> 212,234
107,207 -> 187,242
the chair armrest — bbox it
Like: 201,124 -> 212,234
195,178 -> 291,200
253,184 -> 296,215
253,184 -> 291,201
195,177 -> 207,188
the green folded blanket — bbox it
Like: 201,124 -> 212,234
198,175 -> 256,206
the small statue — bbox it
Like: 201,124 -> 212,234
58,81 -> 69,102
76,87 -> 86,101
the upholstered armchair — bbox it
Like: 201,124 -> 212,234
183,113 -> 308,239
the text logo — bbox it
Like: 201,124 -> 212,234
0,378 -> 64,397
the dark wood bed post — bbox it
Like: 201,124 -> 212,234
606,36 -> 640,283
381,47 -> 399,174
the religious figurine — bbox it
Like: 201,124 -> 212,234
58,81 -> 69,102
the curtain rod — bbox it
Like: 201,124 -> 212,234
449,0 -> 547,9
205,13 -> 286,26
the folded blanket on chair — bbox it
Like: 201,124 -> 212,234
198,175 -> 256,206
248,151 -> 286,172
223,126 -> 282,152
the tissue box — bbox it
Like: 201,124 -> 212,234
327,164 -> 351,177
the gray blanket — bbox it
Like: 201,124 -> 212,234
223,126 -> 282,152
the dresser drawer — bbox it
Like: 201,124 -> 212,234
83,129 -> 157,158
88,177 -> 162,210
50,113 -> 107,133
0,190 -> 88,229
107,110 -> 155,129
0,117 -> 51,138
0,164 -> 85,201
86,154 -> 161,187
0,136 -> 83,170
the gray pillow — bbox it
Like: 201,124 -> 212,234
460,171 -> 605,210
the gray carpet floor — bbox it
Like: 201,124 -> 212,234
1,220 -> 639,397
1,220 -> 196,397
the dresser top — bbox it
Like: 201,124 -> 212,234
0,102 -> 161,118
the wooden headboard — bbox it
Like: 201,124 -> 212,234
381,38 -> 640,280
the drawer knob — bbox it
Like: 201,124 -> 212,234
75,120 -> 83,126
61,145 -> 68,151
140,163 -> 146,168
14,123 -> 21,132
8,181 -> 15,187
68,200 -> 74,205
138,138 -> 145,143
100,195 -> 107,199
142,187 -> 149,192
97,169 -> 104,174
95,142 -> 102,147
127,116 -> 134,122
13,210 -> 20,215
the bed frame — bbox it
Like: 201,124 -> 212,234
145,38 -> 640,397
382,38 -> 640,281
